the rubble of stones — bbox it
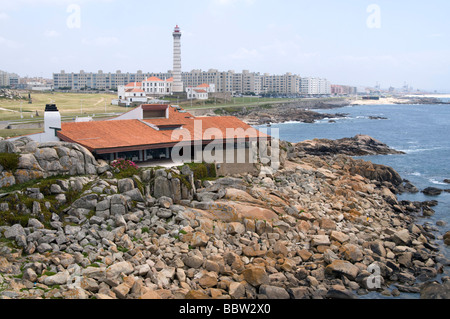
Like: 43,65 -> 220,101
0,89 -> 24,101
0,141 -> 449,299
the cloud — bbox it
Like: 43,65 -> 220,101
0,12 -> 9,20
1,0 -> 114,10
229,47 -> 262,60
82,36 -> 120,46
44,30 -> 61,38
0,36 -> 21,49
214,0 -> 256,6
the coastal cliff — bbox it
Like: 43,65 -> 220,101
0,136 -> 448,300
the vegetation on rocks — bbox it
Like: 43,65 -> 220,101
0,153 -> 20,172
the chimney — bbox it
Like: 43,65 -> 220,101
44,104 -> 62,142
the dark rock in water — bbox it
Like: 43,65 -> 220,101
422,206 -> 435,217
443,179 -> 450,184
420,281 -> 450,299
422,200 -> 438,207
395,284 -> 420,294
294,134 -> 405,156
422,187 -> 443,196
444,231 -> 450,246
368,116 -> 388,120
397,180 -> 419,193
325,288 -> 356,299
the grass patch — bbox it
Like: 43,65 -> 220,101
185,162 -> 217,181
0,153 -> 20,171
0,129 -> 43,139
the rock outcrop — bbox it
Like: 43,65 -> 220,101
0,137 -> 108,188
293,135 -> 405,156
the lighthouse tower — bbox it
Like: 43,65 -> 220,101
172,25 -> 183,93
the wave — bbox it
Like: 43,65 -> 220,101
410,172 -> 422,177
429,178 -> 448,186
397,147 -> 444,154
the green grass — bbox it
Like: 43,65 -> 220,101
0,129 -> 44,139
0,91 -> 126,121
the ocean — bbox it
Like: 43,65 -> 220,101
257,102 -> 450,298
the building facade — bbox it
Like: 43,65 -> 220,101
300,77 -> 331,95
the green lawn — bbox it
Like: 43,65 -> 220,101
0,91 -> 126,121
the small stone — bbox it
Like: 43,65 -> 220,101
330,231 -> 350,243
199,274 -> 218,288
259,285 -> 290,299
311,235 -> 330,247
229,281 -> 246,299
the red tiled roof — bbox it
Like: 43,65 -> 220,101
145,76 -> 163,82
126,88 -> 145,93
57,105 -> 268,154
197,83 -> 210,88
125,82 -> 142,87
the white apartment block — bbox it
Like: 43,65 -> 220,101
0,70 -> 19,87
53,69 -> 331,96
300,77 -> 331,95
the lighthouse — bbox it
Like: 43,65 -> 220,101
172,25 -> 183,93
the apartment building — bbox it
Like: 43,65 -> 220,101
300,77 -> 331,95
0,70 -> 20,88
53,69 -> 334,96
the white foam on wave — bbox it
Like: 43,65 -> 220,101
398,147 -> 443,154
429,178 -> 448,186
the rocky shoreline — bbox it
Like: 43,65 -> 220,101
0,137 -> 449,300
213,101 -> 350,126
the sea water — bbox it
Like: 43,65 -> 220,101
257,103 -> 450,298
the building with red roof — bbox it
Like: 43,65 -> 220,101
56,104 -> 271,169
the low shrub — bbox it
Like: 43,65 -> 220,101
111,159 -> 140,178
0,153 -> 20,171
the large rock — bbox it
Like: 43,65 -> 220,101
4,224 -> 26,240
392,229 -> 412,246
44,271 -> 70,286
118,178 -> 135,193
242,266 -> 269,287
0,140 -> 19,153
294,135 -> 405,156
259,285 -> 290,299
420,281 -> 450,299
422,187 -> 443,196
325,260 -> 360,280
154,176 -> 172,198
106,261 -> 134,279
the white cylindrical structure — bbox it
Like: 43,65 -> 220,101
43,104 -> 62,142
172,25 -> 183,93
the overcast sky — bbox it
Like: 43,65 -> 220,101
1,0 -> 449,92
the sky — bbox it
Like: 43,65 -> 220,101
0,0 -> 449,92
